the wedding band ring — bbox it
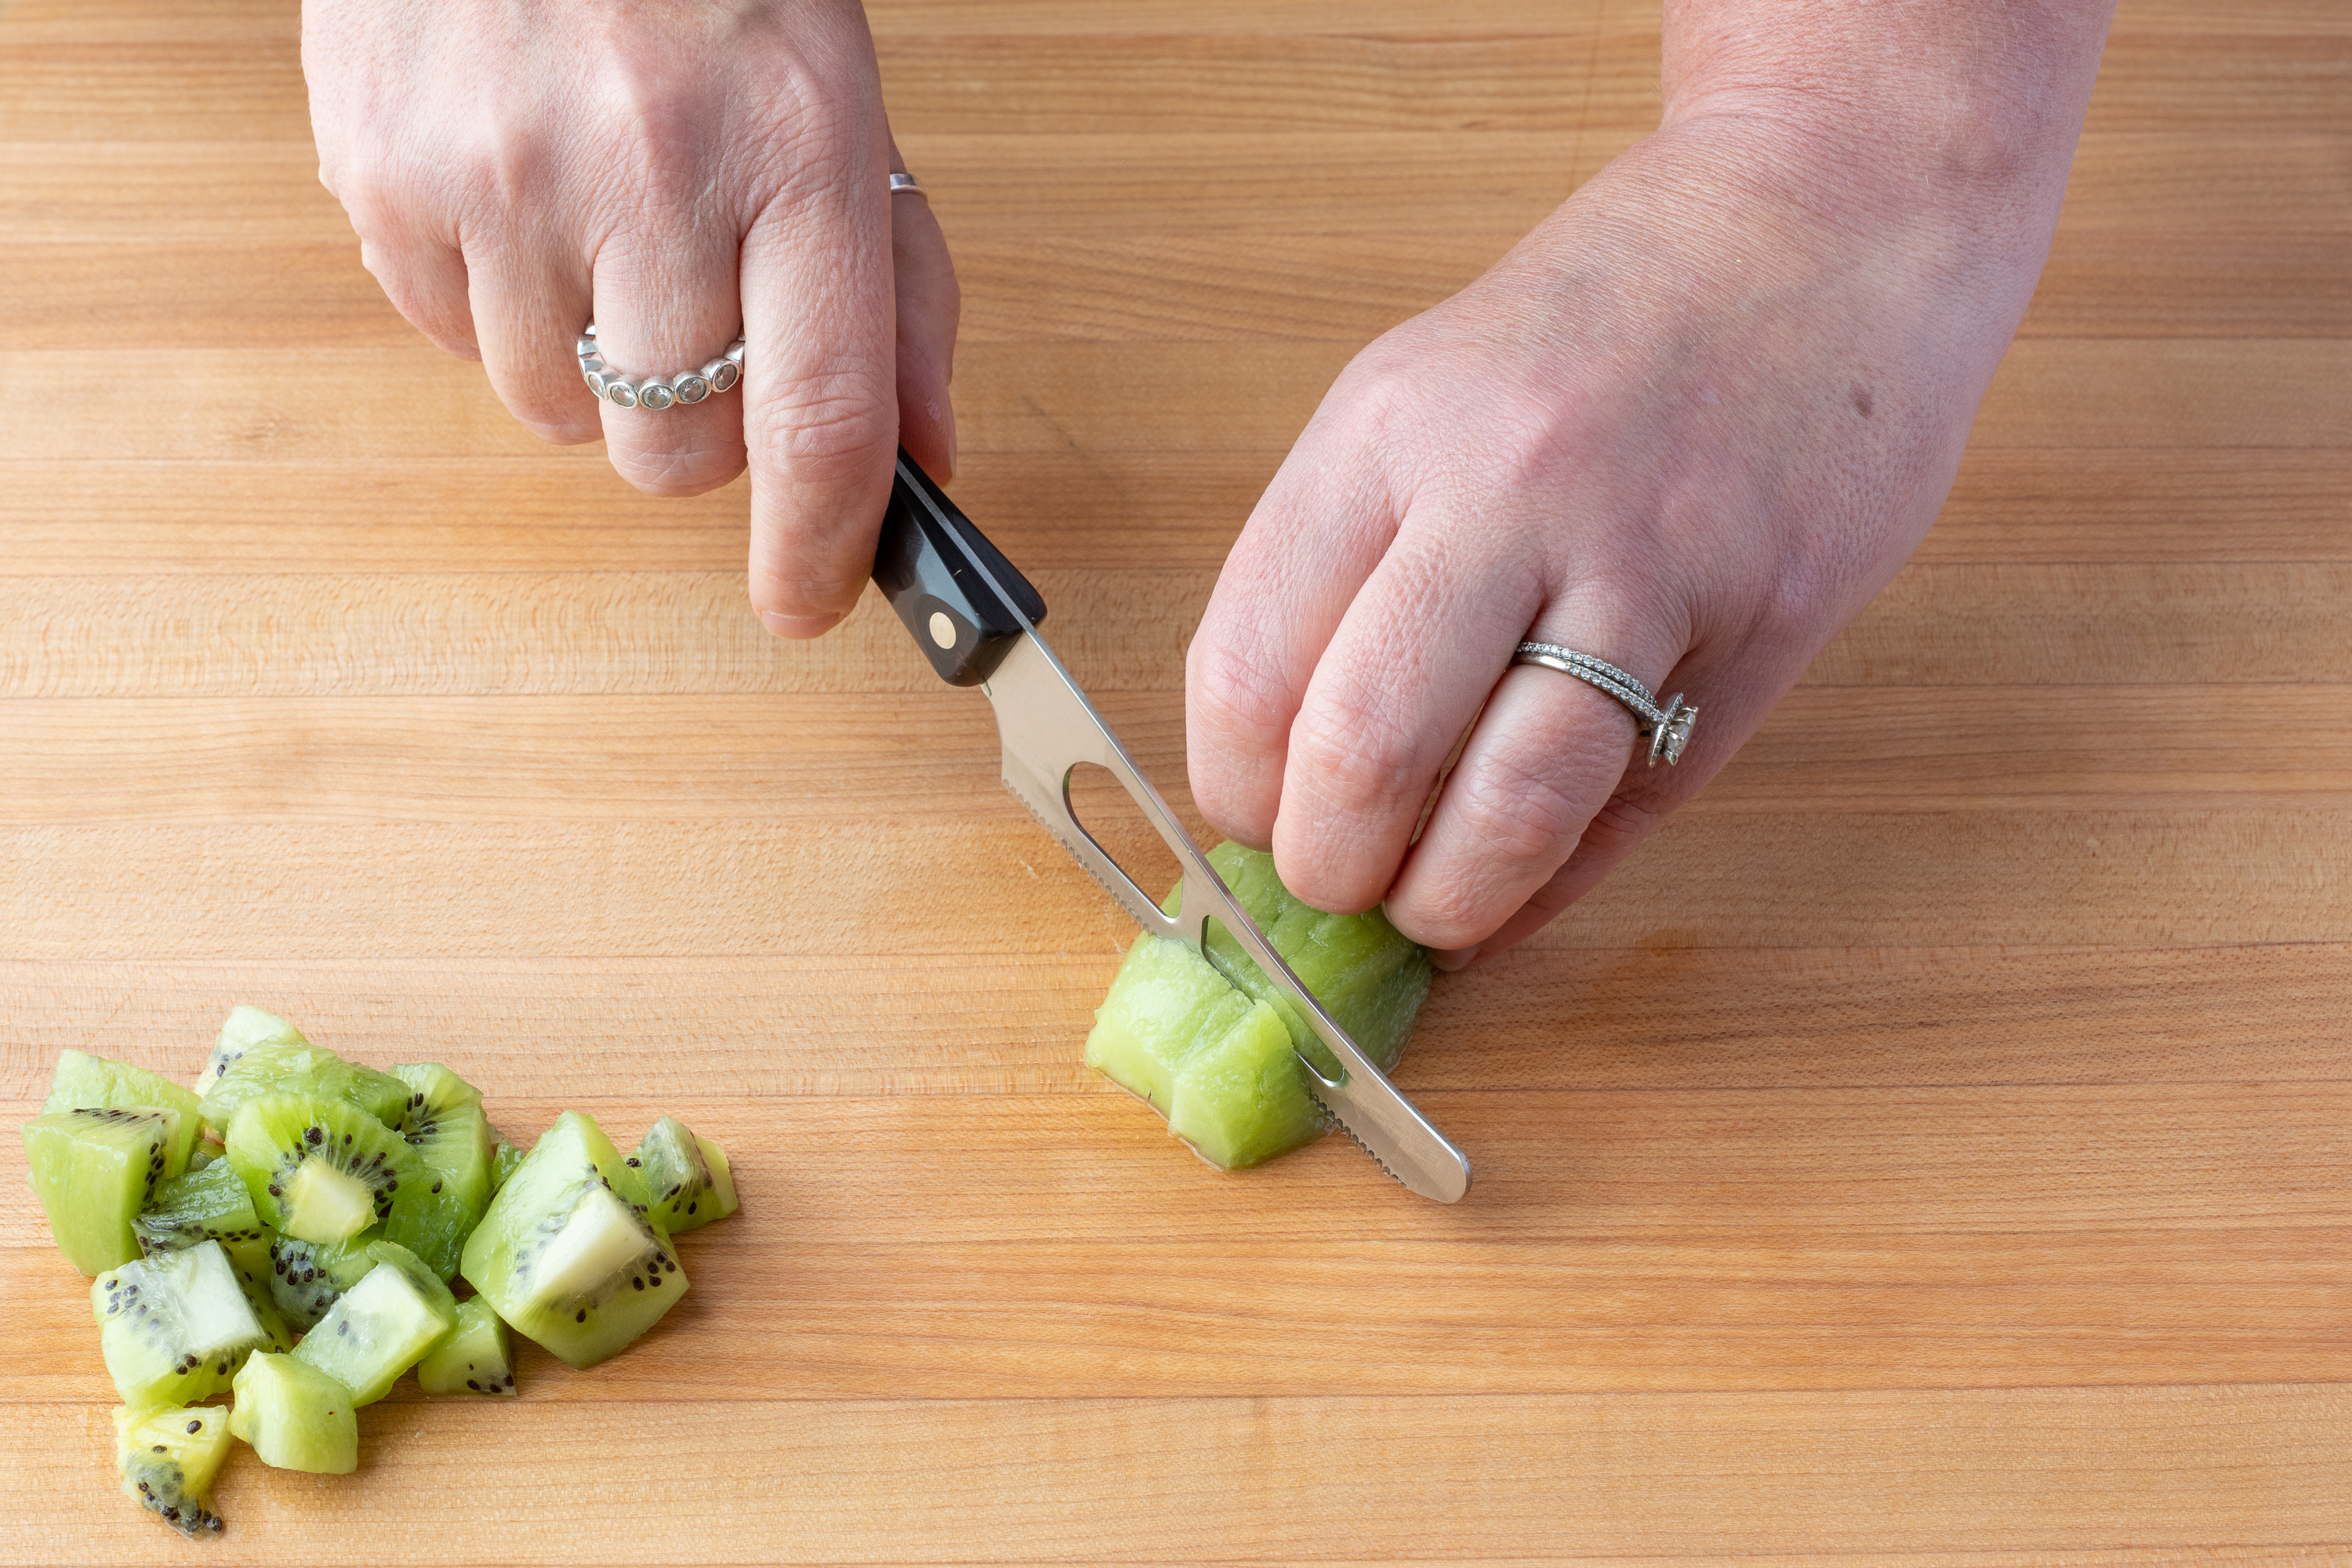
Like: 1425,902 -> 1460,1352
576,323 -> 742,411
889,171 -> 927,198
1512,641 -> 1697,767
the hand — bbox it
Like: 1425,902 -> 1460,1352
1185,109 -> 2082,967
303,0 -> 958,635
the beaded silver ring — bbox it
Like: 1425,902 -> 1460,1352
576,323 -> 744,412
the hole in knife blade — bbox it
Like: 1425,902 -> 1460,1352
1062,761 -> 1182,916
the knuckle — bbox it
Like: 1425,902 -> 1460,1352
750,370 -> 896,487
608,437 -> 747,498
1188,632 -> 1296,747
1287,698 -> 1422,820
1450,755 -> 1594,870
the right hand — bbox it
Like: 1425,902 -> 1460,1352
303,0 -> 960,637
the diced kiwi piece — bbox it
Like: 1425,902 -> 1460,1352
389,1060 -> 483,1120
226,1092 -> 417,1244
131,1160 -> 267,1258
1083,842 -> 1432,1170
43,1050 -> 202,1178
630,1116 -> 739,1232
194,1004 -> 307,1098
463,1111 -> 687,1369
416,1297 -> 517,1396
114,1403 -> 231,1537
291,1254 -> 457,1405
228,1352 -> 357,1474
21,1109 -> 180,1274
267,1232 -> 381,1334
200,1035 -> 408,1138
380,1067 -> 494,1282
489,1138 -> 526,1195
91,1241 -> 269,1410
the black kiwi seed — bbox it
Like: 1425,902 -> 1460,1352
468,1378 -> 481,1390
186,1420 -> 201,1433
575,1308 -> 588,1323
152,1443 -> 166,1453
626,1156 -> 641,1167
304,1126 -> 323,1146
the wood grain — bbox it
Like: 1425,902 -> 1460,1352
2,0 -> 2347,1559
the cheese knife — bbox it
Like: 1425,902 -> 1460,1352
869,451 -> 1472,1203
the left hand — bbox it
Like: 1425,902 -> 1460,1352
1185,111 -> 2069,967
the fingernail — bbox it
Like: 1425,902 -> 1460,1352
1430,945 -> 1480,972
761,612 -> 840,639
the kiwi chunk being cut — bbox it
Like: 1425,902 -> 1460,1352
630,1116 -> 739,1233
194,1004 -> 306,1098
92,1240 -> 270,1410
226,1091 -> 417,1244
1083,842 -> 1433,1170
43,1050 -> 203,1178
416,1296 -> 516,1396
200,1034 -> 408,1138
22,1109 -> 180,1274
463,1111 -> 687,1369
292,1254 -> 457,1405
380,1065 -> 495,1282
114,1403 -> 231,1537
229,1352 -> 358,1474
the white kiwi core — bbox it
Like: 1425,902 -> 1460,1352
282,1161 -> 376,1242
525,1184 -> 647,1308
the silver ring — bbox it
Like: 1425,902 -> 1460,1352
889,171 -> 927,198
576,323 -> 742,411
1512,641 -> 1697,767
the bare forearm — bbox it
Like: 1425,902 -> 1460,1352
1662,0 -> 2116,250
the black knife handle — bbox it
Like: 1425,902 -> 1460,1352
871,451 -> 1048,687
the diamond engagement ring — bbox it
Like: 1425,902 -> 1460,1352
1512,641 -> 1698,767
575,323 -> 742,412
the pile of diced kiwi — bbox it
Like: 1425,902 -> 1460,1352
19,1007 -> 736,1538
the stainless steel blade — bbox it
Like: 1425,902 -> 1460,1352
980,631 -> 1472,1203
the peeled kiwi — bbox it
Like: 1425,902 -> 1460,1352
114,1403 -> 231,1537
630,1116 -> 739,1233
380,1063 -> 494,1281
224,1093 -> 416,1245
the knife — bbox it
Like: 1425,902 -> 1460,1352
869,450 -> 1472,1203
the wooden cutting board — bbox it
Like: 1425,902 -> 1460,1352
3,0 -> 2348,1560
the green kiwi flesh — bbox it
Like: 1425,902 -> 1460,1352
228,1352 -> 357,1474
44,1050 -> 203,1178
463,1111 -> 686,1369
131,1160 -> 267,1259
113,1403 -> 231,1537
1083,841 -> 1433,1170
267,1232 -> 378,1332
630,1116 -> 739,1232
416,1296 -> 517,1396
489,1138 -> 526,1194
22,1109 -> 180,1274
194,1005 -> 306,1098
92,1240 -> 270,1411
226,1092 -> 416,1244
381,1067 -> 494,1282
291,1255 -> 457,1405
199,1036 -> 408,1138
